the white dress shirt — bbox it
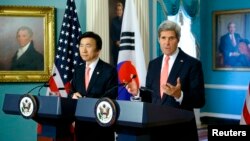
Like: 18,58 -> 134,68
16,42 -> 30,59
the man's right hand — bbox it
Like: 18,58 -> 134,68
115,41 -> 120,47
72,92 -> 82,99
125,79 -> 139,96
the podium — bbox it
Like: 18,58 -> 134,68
2,94 -> 77,141
75,97 -> 195,141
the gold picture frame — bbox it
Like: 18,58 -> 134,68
213,9 -> 250,71
0,6 -> 55,82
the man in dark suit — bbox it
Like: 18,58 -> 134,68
126,20 -> 205,141
70,31 -> 118,141
110,1 -> 123,66
11,26 -> 44,70
219,22 -> 241,67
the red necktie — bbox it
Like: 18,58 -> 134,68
160,56 -> 170,98
85,67 -> 90,89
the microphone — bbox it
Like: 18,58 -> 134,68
118,74 -> 137,94
25,73 -> 56,96
139,86 -> 153,103
122,74 -> 137,87
101,74 -> 137,98
140,86 -> 153,93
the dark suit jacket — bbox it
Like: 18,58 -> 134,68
144,48 -> 205,141
219,33 -> 241,66
110,16 -> 122,65
11,41 -> 44,70
70,59 -> 118,141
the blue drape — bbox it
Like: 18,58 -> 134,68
164,0 -> 199,17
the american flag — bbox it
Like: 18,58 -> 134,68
47,0 -> 82,97
240,83 -> 250,125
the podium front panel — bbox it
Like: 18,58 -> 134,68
75,98 -> 194,128
2,94 -> 21,115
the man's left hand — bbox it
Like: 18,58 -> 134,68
161,77 -> 181,99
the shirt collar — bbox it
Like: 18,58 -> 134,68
163,47 -> 179,61
86,57 -> 99,70
18,42 -> 30,54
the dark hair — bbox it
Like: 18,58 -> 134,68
79,31 -> 102,50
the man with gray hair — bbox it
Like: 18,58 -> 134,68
11,26 -> 44,70
125,20 -> 205,141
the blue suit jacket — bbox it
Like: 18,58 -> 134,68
146,48 -> 205,111
219,33 -> 241,66
71,59 -> 118,99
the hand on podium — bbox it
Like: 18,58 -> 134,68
125,78 -> 143,102
72,92 -> 82,99
125,78 -> 139,97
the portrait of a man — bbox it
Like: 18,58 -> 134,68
214,10 -> 250,70
218,22 -> 241,67
0,17 -> 44,71
0,6 -> 54,82
10,26 -> 44,70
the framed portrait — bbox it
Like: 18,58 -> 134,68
213,9 -> 250,71
0,6 -> 55,82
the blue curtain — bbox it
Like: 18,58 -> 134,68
245,14 -> 250,40
164,0 -> 198,17
156,0 -> 199,56
182,0 -> 199,17
164,0 -> 180,16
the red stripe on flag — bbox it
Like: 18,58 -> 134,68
243,102 -> 250,124
49,77 -> 59,92
37,123 -> 42,134
64,82 -> 71,94
240,83 -> 250,125
243,84 -> 250,124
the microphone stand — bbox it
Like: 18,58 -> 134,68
37,73 -> 56,96
118,74 -> 137,94
101,74 -> 137,98
101,83 -> 125,98
26,85 -> 44,94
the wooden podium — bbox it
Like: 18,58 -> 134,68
2,94 -> 76,141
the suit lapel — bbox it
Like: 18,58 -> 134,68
155,56 -> 163,99
86,60 -> 102,93
161,49 -> 185,103
168,50 -> 185,84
